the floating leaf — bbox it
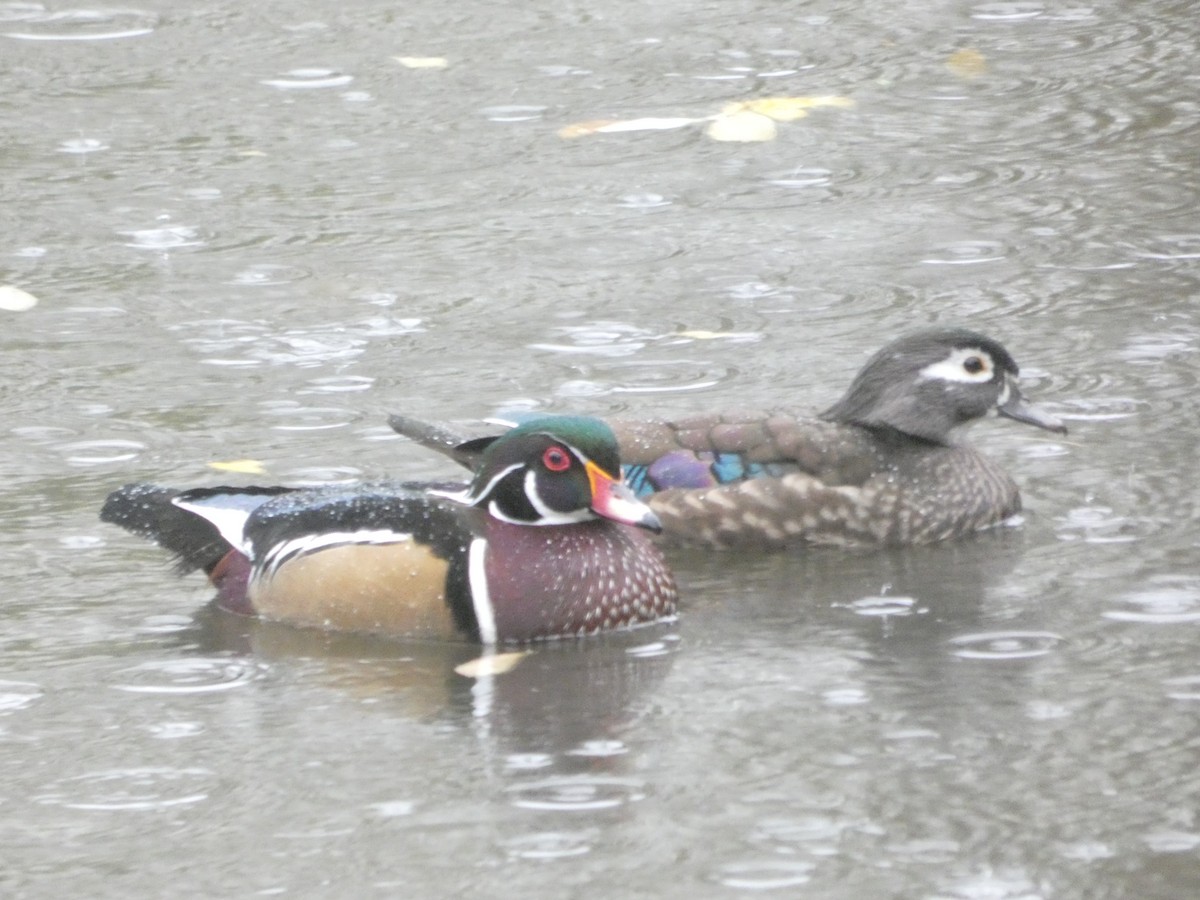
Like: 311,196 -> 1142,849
0,285 -> 38,312
946,48 -> 987,79
705,110 -> 777,142
558,119 -> 619,138
742,95 -> 855,120
559,117 -> 701,138
394,56 -> 448,69
561,94 -> 852,141
208,459 -> 268,475
455,651 -> 531,678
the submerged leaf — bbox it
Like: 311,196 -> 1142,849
0,285 -> 38,312
455,651 -> 532,678
946,48 -> 987,79
208,459 -> 268,475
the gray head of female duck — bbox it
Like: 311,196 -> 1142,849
820,327 -> 1067,445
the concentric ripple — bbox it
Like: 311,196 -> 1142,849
119,224 -> 206,250
503,830 -> 597,860
715,860 -> 816,890
1,4 -> 156,41
505,775 -> 646,811
949,631 -> 1065,661
1055,506 -> 1140,544
56,438 -> 145,466
1103,576 -> 1200,624
37,767 -> 212,811
111,657 -> 267,694
261,68 -> 354,90
839,595 -> 923,617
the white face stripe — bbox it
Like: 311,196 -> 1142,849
520,469 -> 595,526
460,461 -> 523,505
918,347 -> 996,385
467,538 -> 497,644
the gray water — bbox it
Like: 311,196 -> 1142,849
2,0 -> 1199,896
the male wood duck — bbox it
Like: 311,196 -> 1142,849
389,328 -> 1068,550
100,416 -> 678,643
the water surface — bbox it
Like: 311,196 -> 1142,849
2,0 -> 1199,896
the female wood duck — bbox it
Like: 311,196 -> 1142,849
390,328 -> 1068,550
100,416 -> 678,643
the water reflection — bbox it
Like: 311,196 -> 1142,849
183,604 -> 678,764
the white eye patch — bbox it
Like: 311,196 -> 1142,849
918,347 -> 996,384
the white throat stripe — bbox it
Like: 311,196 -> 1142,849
468,538 -> 497,644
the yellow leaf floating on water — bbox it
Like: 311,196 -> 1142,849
394,56 -> 449,69
946,48 -> 987,79
559,117 -> 702,138
560,94 -> 853,141
0,285 -> 38,311
208,459 -> 268,475
559,119 -> 618,138
455,651 -> 532,678
740,95 -> 855,121
705,109 -> 778,142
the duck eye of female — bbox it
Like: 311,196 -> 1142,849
542,446 -> 571,472
963,356 -> 985,375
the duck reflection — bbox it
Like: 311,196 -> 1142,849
184,604 -> 678,772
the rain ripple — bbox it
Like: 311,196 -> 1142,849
0,680 -> 43,714
120,224 -> 206,250
505,775 -> 646,811
1163,676 -> 1200,703
932,868 -> 1044,900
533,321 -> 743,397
37,767 -> 212,811
1,4 -> 156,41
111,657 -> 267,694
949,631 -> 1065,661
529,321 -> 656,357
503,830 -> 597,860
1130,234 -> 1200,262
1055,506 -> 1141,544
1103,576 -> 1200,624
228,264 -> 311,286
838,594 -> 923,618
171,318 -> 422,368
261,68 -> 354,90
919,240 -> 1009,267
56,438 -> 146,467
715,860 -> 815,890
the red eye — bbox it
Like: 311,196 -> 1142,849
542,446 -> 571,472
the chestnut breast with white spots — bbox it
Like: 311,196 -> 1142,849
479,518 -> 678,641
